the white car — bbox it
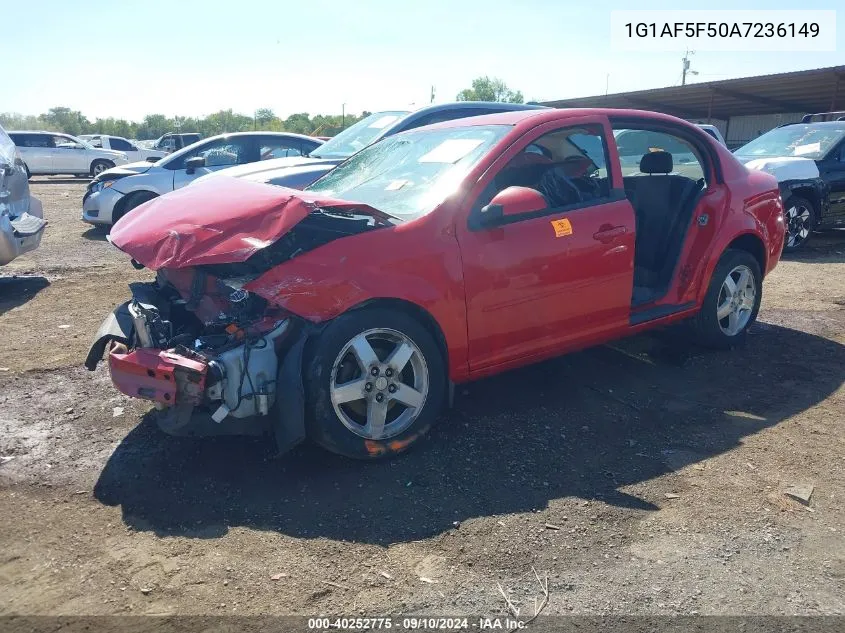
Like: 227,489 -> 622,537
81,131 -> 324,226
8,131 -> 129,178
696,124 -> 727,146
80,135 -> 167,163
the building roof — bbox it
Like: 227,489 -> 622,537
541,65 -> 845,120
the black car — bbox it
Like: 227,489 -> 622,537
735,112 -> 845,251
150,132 -> 202,154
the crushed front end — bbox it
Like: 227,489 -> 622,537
86,269 -> 306,450
85,177 -> 392,453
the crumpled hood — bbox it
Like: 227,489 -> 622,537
738,155 -> 820,183
109,176 -> 392,269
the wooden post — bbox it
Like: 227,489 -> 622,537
707,88 -> 714,123
830,75 -> 842,111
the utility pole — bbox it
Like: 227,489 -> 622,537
430,85 -> 436,103
682,49 -> 698,86
342,103 -> 346,129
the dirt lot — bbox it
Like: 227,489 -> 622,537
1,178 -> 844,618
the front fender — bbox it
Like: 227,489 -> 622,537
243,219 -> 470,381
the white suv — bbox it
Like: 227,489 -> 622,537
8,131 -> 129,178
80,135 -> 166,163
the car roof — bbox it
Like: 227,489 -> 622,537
8,130 -> 70,134
384,101 -> 544,132
200,131 -> 321,142
420,107 -> 710,132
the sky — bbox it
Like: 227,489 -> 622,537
2,0 -> 844,121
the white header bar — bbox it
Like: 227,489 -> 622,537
610,10 -> 836,52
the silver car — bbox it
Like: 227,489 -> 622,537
0,125 -> 46,266
81,131 -> 324,226
8,131 -> 128,178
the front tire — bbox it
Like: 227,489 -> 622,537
91,160 -> 114,177
304,308 -> 446,459
112,191 -> 158,226
691,249 -> 762,349
783,195 -> 815,252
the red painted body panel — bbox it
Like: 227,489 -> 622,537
110,108 -> 785,385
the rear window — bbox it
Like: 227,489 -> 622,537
109,137 -> 135,151
9,133 -> 53,148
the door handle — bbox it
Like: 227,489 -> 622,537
593,225 -> 627,243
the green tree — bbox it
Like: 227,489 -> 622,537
137,114 -> 172,139
40,107 -> 91,136
2,107 -> 370,140
254,108 -> 276,128
456,76 -> 524,103
283,112 -> 312,134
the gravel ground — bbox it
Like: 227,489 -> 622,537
0,178 -> 843,618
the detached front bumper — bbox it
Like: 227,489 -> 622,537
0,204 -> 47,266
109,348 -> 208,405
86,298 -> 308,453
82,186 -> 124,225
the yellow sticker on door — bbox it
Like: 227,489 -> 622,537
551,218 -> 573,237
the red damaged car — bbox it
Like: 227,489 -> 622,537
86,108 -> 785,459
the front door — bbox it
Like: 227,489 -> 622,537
171,136 -> 257,190
456,118 -> 635,372
51,135 -> 86,173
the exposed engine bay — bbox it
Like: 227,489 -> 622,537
86,268 -> 302,442
85,178 -> 397,451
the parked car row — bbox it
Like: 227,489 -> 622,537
80,102 -> 544,226
83,106 -> 786,460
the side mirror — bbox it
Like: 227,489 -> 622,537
480,186 -> 548,225
185,156 -> 205,174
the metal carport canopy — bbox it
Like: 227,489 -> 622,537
541,65 -> 845,120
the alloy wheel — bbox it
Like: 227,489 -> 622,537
329,328 -> 429,440
716,264 -> 756,336
785,204 -> 811,249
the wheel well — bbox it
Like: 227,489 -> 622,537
784,187 -> 820,222
112,190 -> 156,222
350,298 -> 449,366
726,233 -> 766,273
90,158 -> 114,173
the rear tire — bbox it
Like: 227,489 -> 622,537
782,195 -> 815,252
112,191 -> 158,226
690,249 -> 762,349
304,308 -> 446,459
90,160 -> 114,177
